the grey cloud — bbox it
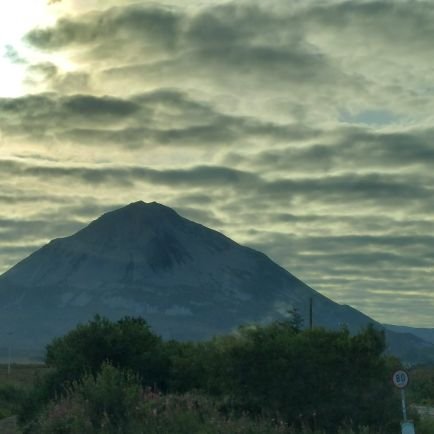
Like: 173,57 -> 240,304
64,95 -> 138,116
0,93 -> 138,122
273,213 -> 434,237
184,4 -> 326,77
171,193 -> 215,206
249,232 -> 434,273
26,2 -> 344,100
26,5 -> 182,56
26,62 -> 91,93
0,89 -> 314,148
3,45 -> 27,64
26,62 -> 58,80
0,218 -> 83,243
0,159 -> 259,190
3,158 -> 432,218
0,93 -> 141,147
259,173 -> 433,210
23,0 -> 434,120
171,206 -> 224,228
305,1 -> 434,49
244,126 -> 434,175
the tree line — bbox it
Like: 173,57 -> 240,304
18,314 -> 405,433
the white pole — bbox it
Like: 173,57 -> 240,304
7,332 -> 12,375
7,344 -> 11,375
401,388 -> 407,421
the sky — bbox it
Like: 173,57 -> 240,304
1,0 -> 434,327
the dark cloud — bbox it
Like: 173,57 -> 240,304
26,4 -> 182,61
64,94 -> 138,116
304,1 -> 434,50
0,93 -> 138,122
240,126 -> 434,175
258,173 -> 434,213
0,89 -> 315,148
0,159 -> 259,190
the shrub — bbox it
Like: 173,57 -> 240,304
28,363 -> 142,433
46,315 -> 169,388
0,384 -> 24,419
19,316 -> 402,433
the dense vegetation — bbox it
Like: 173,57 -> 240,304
5,314 -> 411,433
408,365 -> 434,405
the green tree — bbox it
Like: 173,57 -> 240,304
190,323 -> 400,433
45,315 -> 169,388
19,315 -> 170,426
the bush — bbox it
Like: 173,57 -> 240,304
19,316 -> 402,433
416,417 -> 434,434
28,363 -> 293,434
46,315 -> 169,388
177,323 -> 401,433
0,384 -> 24,419
29,363 -> 142,433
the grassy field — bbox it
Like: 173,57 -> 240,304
0,364 -> 50,434
0,364 -> 49,388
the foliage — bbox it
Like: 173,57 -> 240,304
416,417 -> 434,434
28,363 -> 142,434
46,315 -> 169,388
18,315 -> 169,425
407,365 -> 434,405
167,322 -> 400,432
0,365 -> 52,424
0,384 -> 24,419
17,316 -> 403,433
26,363 -> 388,434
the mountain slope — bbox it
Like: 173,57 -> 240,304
385,324 -> 434,345
0,201 -> 431,362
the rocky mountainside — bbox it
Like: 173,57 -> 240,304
0,201 -> 432,362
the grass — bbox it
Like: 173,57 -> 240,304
0,364 -> 50,433
0,364 -> 50,389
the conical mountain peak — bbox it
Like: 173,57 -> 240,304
123,200 -> 174,213
73,201 -> 182,245
101,200 -> 179,222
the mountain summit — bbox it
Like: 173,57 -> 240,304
0,202 -> 431,361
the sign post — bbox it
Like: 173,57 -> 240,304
392,370 -> 415,434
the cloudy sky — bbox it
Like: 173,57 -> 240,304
1,0 -> 434,327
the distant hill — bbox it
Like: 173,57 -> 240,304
0,201 -> 432,362
385,324 -> 434,345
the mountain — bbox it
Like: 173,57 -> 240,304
0,201 -> 432,362
385,324 -> 434,345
